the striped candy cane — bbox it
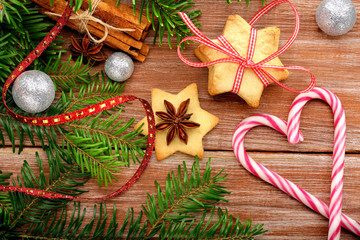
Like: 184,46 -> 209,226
288,87 -> 345,239
232,87 -> 359,239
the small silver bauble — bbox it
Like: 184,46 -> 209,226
316,0 -> 357,36
104,52 -> 134,82
12,70 -> 55,114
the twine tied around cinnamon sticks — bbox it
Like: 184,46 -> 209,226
45,0 -> 135,44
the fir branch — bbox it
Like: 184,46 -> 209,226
226,0 -> 266,6
0,70 -> 145,187
143,158 -> 230,238
141,0 -> 201,49
188,208 -> 267,239
0,206 -> 12,240
59,111 -> 146,187
0,105 -> 60,153
0,2 -> 65,84
43,54 -> 94,92
62,112 -> 147,166
18,203 -> 148,240
0,171 -> 11,186
0,0 -> 28,27
61,72 -> 125,114
1,0 -> 146,189
0,158 -> 266,239
156,207 -> 267,239
54,73 -> 146,187
0,146 -> 90,238
0,171 -> 12,215
62,132 -> 124,187
138,0 -> 201,49
0,92 -> 64,152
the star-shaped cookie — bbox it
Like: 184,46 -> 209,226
195,15 -> 290,107
135,83 -> 219,161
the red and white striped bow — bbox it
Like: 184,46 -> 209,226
177,0 -> 316,94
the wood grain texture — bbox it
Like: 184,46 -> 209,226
120,0 -> 360,153
2,0 -> 360,238
2,148 -> 360,239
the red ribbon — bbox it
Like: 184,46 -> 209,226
0,4 -> 156,200
177,0 -> 316,94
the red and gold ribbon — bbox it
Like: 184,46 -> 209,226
0,4 -> 156,200
177,0 -> 316,94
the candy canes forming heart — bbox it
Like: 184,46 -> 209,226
232,87 -> 360,239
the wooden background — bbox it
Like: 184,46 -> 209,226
3,0 -> 360,239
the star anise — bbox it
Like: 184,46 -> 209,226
71,34 -> 107,65
156,99 -> 200,145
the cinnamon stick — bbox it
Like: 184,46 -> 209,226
81,0 -> 151,41
139,43 -> 150,57
36,0 -> 144,49
99,0 -> 151,31
33,0 -> 149,61
141,30 -> 150,42
86,16 -> 144,49
43,10 -> 147,62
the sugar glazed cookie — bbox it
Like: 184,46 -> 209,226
135,83 -> 219,161
195,15 -> 290,107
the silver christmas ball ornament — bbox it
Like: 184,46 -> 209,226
12,70 -> 55,114
316,0 -> 357,36
104,52 -> 134,82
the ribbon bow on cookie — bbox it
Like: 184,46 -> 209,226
178,0 -> 316,107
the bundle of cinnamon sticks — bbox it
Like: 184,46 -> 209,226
33,0 -> 151,62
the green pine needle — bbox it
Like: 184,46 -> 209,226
143,158 -> 230,238
43,54 -> 94,92
60,72 -> 125,114
0,146 -> 90,239
0,71 -> 147,187
0,171 -> 12,215
226,0 -> 266,6
0,157 -> 266,239
1,2 -> 147,186
135,0 -> 202,49
0,4 -> 267,239
0,3 -> 65,84
54,73 -> 147,187
0,0 -> 29,27
63,132 -> 125,187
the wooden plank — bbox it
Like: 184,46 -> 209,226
1,148 -> 360,239
4,0 -> 360,239
118,0 -> 360,154
2,0 -> 360,153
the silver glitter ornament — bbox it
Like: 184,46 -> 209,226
316,0 -> 356,36
104,52 -> 134,82
12,70 -> 55,114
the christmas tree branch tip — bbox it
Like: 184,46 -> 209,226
0,157 -> 267,239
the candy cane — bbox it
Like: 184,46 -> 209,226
232,87 -> 360,238
287,87 -> 345,239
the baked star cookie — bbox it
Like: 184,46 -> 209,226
135,83 -> 219,161
195,15 -> 290,107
